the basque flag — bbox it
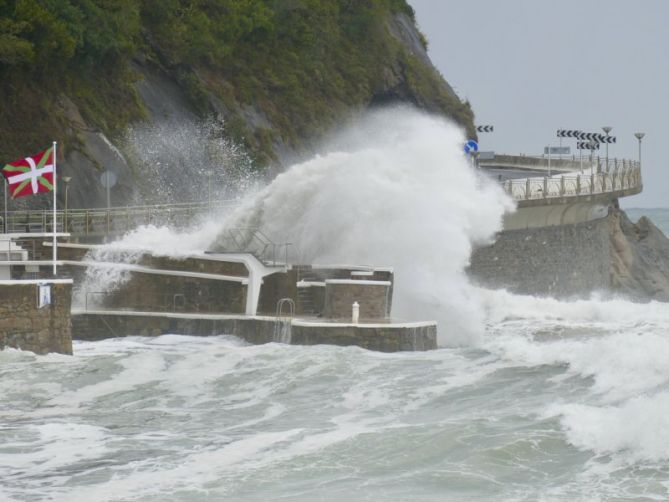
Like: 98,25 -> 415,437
1,147 -> 54,198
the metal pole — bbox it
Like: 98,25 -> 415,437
590,146 -> 594,177
635,132 -> 645,168
602,126 -> 612,172
52,141 -> 57,276
3,179 -> 7,234
548,146 -> 551,177
64,184 -> 68,232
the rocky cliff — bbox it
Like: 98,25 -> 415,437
610,209 -> 669,301
0,1 -> 474,208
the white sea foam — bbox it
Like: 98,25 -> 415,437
548,392 -> 669,463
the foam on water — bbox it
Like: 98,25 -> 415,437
4,317 -> 669,500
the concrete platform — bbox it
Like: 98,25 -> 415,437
71,310 -> 437,352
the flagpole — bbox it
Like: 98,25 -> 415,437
52,141 -> 57,276
3,179 -> 7,234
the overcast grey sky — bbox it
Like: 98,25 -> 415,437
411,0 -> 667,207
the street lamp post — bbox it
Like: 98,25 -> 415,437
634,132 -> 645,167
62,176 -> 72,232
602,126 -> 612,172
3,179 -> 7,233
206,171 -> 213,207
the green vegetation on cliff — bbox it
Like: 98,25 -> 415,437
0,0 -> 474,169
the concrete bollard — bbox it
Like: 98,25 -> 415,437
352,301 -> 359,324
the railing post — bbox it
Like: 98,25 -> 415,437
525,178 -> 530,199
560,176 -> 565,196
576,175 -> 581,194
543,177 -> 547,198
590,174 -> 594,194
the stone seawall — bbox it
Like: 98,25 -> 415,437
0,281 -> 73,355
469,208 -> 669,301
469,216 -> 611,297
71,312 -> 437,352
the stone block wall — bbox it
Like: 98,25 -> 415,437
0,282 -> 73,355
469,216 -> 611,297
324,280 -> 391,320
100,273 -> 247,314
256,269 -> 298,315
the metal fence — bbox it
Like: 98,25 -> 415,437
0,200 -> 238,235
213,227 -> 292,265
502,163 -> 641,201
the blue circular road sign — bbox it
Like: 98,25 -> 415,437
464,140 -> 479,155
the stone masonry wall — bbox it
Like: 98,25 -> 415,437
324,280 -> 391,319
102,272 -> 247,314
0,283 -> 73,355
468,216 -> 611,297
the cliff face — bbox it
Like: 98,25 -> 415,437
610,210 -> 669,301
0,1 -> 474,208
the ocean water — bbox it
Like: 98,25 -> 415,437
626,207 -> 669,235
5,294 -> 669,501
4,110 -> 669,500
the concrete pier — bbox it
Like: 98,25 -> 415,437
71,311 -> 437,352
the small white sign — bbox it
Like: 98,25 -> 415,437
38,284 -> 51,308
544,146 -> 571,155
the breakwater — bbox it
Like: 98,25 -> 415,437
71,311 -> 437,352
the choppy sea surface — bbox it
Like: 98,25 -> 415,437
1,209 -> 669,501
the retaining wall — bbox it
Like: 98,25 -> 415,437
0,281 -> 73,355
469,216 -> 611,297
324,280 -> 391,319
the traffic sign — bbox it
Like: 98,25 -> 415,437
464,140 -> 479,154
100,170 -> 117,188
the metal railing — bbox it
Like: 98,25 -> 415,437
481,154 -> 641,175
0,200 -> 238,235
213,227 -> 292,265
502,163 -> 641,202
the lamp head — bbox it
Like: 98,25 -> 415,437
634,132 -> 645,140
602,126 -> 612,134
61,176 -> 72,184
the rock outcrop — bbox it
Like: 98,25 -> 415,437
469,207 -> 669,302
610,210 -> 669,301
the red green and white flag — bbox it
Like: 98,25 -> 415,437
1,147 -> 55,198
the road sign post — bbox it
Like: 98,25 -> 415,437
464,140 -> 479,168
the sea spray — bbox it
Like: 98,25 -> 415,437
122,116 -> 260,204
215,107 -> 515,344
76,107 -> 513,343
